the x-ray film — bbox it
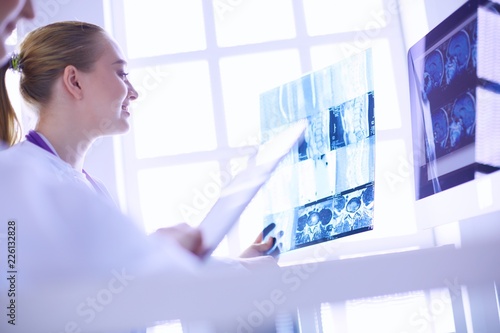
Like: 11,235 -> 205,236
417,17 -> 478,162
407,0 -> 500,200
259,49 -> 375,253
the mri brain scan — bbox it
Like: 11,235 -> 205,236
432,108 -> 449,149
446,30 -> 470,84
424,50 -> 444,96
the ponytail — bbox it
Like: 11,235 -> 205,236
0,21 -> 107,147
0,62 -> 20,146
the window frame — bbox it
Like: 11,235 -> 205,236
106,0 -> 437,258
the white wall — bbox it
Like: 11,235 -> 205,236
18,0 -> 105,34
398,0 -> 468,52
424,0 -> 469,30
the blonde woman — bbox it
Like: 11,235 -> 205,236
0,20 -> 274,259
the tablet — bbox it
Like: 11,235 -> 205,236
198,119 -> 308,259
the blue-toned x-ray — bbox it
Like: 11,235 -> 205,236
408,3 -> 481,200
424,50 -> 444,96
446,30 -> 471,85
259,49 -> 375,253
418,18 -> 477,161
430,90 -> 476,158
294,184 -> 374,248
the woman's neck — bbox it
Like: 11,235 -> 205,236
35,120 -> 94,171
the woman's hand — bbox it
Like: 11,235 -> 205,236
238,224 -> 280,270
239,224 -> 278,258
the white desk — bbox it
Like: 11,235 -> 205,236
4,232 -> 499,333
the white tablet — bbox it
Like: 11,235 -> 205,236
198,120 -> 308,259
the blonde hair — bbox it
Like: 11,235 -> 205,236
0,63 -> 20,145
0,21 -> 107,146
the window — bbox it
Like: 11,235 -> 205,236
104,1 -> 449,332
107,0 -> 421,257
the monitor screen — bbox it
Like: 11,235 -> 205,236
408,0 -> 479,201
408,0 -> 500,229
258,48 -> 375,256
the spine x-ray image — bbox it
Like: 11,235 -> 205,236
259,49 -> 375,253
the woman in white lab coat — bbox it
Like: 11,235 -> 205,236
0,17 -> 280,333
2,21 -> 137,205
0,20 -> 275,258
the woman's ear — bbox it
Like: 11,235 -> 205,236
62,65 -> 83,99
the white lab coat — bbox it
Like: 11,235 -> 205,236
0,140 -> 249,332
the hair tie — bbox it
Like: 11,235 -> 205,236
8,53 -> 22,72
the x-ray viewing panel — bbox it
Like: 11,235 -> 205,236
259,49 -> 375,254
408,0 -> 500,201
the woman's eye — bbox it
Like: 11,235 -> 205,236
119,72 -> 129,79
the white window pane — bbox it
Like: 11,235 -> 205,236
129,61 -> 217,158
219,50 -> 302,147
341,289 -> 455,332
213,0 -> 296,47
147,321 -> 183,333
138,162 -> 221,234
123,0 -> 206,58
303,0 -> 387,36
373,139 -> 416,237
310,39 -> 402,130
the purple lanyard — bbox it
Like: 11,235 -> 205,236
25,130 -> 105,196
